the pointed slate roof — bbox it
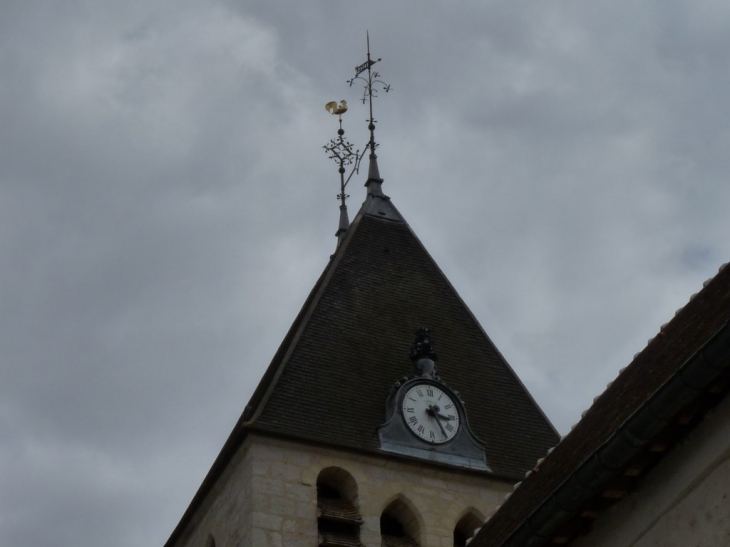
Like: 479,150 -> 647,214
244,191 -> 558,478
165,188 -> 559,546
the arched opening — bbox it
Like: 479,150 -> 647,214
204,534 -> 216,547
453,510 -> 484,547
380,497 -> 420,547
317,467 -> 362,547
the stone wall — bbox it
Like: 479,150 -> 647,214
572,393 -> 730,547
174,434 -> 512,547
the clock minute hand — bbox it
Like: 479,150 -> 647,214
436,412 -> 455,421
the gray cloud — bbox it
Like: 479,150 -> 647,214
1,1 -> 730,545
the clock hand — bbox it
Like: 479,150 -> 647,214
434,415 -> 448,438
428,405 -> 448,438
427,403 -> 455,422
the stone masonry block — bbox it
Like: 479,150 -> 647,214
270,462 -> 301,481
269,496 -> 298,516
252,511 -> 282,531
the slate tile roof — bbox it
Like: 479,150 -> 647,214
471,263 -> 730,546
245,196 -> 559,479
165,194 -> 560,546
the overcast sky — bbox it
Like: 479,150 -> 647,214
2,1 -> 730,545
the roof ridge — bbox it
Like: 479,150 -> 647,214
244,196 -> 406,425
368,206 -> 559,441
358,191 -> 405,222
244,212 -> 368,426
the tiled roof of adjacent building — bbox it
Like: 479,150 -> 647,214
471,262 -> 730,547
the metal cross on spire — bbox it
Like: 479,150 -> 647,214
323,100 -> 360,246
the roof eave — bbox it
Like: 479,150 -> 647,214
473,319 -> 730,547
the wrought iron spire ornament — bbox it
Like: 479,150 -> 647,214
322,33 -> 391,245
323,100 -> 362,246
347,32 -> 391,198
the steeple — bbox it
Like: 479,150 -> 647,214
164,36 -> 559,547
238,200 -> 557,477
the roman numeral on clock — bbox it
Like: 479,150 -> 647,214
402,383 -> 459,444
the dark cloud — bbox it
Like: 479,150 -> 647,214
1,1 -> 730,546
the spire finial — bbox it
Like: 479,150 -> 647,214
347,32 -> 391,198
323,101 -> 360,246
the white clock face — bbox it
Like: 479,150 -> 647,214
401,383 -> 460,444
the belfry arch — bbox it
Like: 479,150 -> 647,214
316,467 -> 362,546
453,509 -> 484,547
380,495 -> 421,547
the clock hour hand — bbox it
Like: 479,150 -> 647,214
427,404 -> 448,438
427,404 -> 455,422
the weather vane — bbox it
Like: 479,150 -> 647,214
347,31 -> 391,165
323,32 -> 391,246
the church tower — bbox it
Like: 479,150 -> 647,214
164,42 -> 559,547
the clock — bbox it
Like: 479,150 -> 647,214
401,383 -> 460,444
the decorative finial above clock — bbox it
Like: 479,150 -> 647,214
410,327 -> 439,380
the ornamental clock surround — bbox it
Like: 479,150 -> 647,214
377,328 -> 490,471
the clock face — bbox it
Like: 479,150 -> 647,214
401,383 -> 460,444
